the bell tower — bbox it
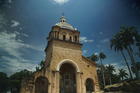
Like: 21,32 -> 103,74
45,16 -> 82,66
47,16 -> 80,43
20,16 -> 100,93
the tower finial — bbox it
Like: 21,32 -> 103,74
60,13 -> 66,22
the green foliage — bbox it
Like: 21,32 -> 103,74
0,69 -> 33,93
0,72 -> 7,78
97,64 -> 130,87
111,26 -> 138,50
0,72 -> 10,93
136,62 -> 140,71
88,53 -> 99,62
40,60 -> 45,68
110,25 -> 140,79
91,55 -> 99,62
36,60 -> 45,71
106,64 -> 116,76
99,52 -> 106,60
9,69 -> 33,93
10,69 -> 32,80
36,66 -> 40,71
131,62 -> 140,73
119,69 -> 128,81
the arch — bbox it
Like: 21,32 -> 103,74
69,36 -> 72,41
56,59 -> 80,72
63,35 -> 66,40
85,78 -> 95,93
59,62 -> 77,93
35,76 -> 49,93
74,35 -> 77,42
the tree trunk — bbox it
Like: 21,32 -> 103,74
120,50 -> 133,79
109,75 -> 112,85
99,58 -> 106,87
126,46 -> 138,78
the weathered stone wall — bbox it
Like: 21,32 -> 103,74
48,39 -> 100,93
49,26 -> 80,43
20,31 -> 100,93
20,39 -> 100,93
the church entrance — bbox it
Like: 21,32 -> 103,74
35,76 -> 49,93
60,63 -> 76,93
86,78 -> 94,93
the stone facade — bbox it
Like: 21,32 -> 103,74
20,16 -> 100,93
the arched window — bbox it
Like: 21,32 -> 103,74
35,76 -> 49,93
70,36 -> 72,41
63,35 -> 66,40
75,36 -> 77,42
86,78 -> 94,93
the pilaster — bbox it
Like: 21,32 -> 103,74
76,72 -> 81,93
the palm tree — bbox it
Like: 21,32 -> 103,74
135,33 -> 140,52
119,69 -> 128,81
106,64 -> 115,85
35,66 -> 40,71
119,26 -> 138,78
135,33 -> 140,55
40,60 -> 45,69
110,35 -> 133,79
90,53 -> 99,62
99,52 -> 106,87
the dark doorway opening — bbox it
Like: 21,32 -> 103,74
86,78 -> 94,93
35,76 -> 49,93
60,63 -> 76,93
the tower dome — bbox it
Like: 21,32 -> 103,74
55,16 -> 76,30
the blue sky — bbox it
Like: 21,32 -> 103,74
0,0 -> 140,75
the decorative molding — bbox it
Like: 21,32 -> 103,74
56,59 -> 80,72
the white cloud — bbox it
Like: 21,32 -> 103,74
8,0 -> 12,3
53,0 -> 69,4
100,38 -> 110,43
11,20 -> 20,27
105,63 -> 118,67
83,50 -> 88,55
0,31 -> 42,75
105,63 -> 130,76
1,56 -> 37,75
0,13 -> 7,29
99,32 -> 103,35
80,37 -> 93,43
0,31 -> 42,58
94,52 -> 99,55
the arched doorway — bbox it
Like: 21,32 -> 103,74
86,78 -> 95,93
60,63 -> 76,93
35,76 -> 49,93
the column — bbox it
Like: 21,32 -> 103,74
76,72 -> 81,93
31,85 -> 35,93
55,71 -> 60,93
80,73 -> 86,93
48,71 -> 52,93
57,32 -> 59,39
94,75 -> 100,93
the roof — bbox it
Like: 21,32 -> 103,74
55,16 -> 76,31
82,56 -> 96,66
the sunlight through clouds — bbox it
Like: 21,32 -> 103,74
53,0 -> 69,4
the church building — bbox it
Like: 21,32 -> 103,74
20,16 -> 100,93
